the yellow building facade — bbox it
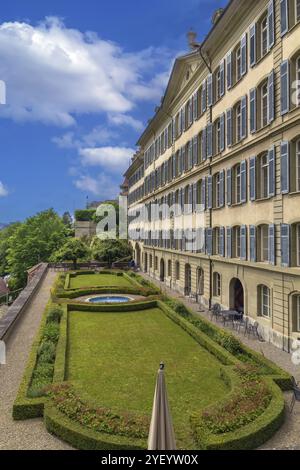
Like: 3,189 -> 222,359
125,0 -> 300,352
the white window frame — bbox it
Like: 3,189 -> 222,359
216,173 -> 221,208
236,103 -> 242,142
260,285 -> 270,317
233,226 -> 241,258
261,153 -> 269,198
260,225 -> 269,262
235,164 -> 241,204
236,46 -> 242,82
261,14 -> 268,57
216,119 -> 221,154
216,68 -> 221,100
213,272 -> 221,297
261,81 -> 268,128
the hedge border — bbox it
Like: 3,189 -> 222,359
67,300 -> 158,313
44,405 -> 146,450
190,368 -> 285,450
65,270 -> 130,291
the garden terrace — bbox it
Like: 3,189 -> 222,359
13,271 -> 292,450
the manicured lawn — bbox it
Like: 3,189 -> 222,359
66,308 -> 229,449
69,273 -> 133,289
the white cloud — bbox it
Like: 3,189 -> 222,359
0,182 -> 8,197
74,173 -> 119,198
79,146 -> 134,172
0,17 -> 173,126
52,126 -> 118,149
108,113 -> 144,131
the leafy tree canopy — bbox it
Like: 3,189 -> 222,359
51,238 -> 90,269
91,237 -> 132,266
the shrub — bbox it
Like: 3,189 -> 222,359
43,322 -> 60,343
46,306 -> 63,324
38,340 -> 56,364
33,363 -> 54,381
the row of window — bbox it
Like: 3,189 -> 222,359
142,0 -> 300,171
128,165 -> 144,189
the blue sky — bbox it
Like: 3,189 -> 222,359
0,0 -> 227,223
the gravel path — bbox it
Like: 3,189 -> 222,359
0,270 -> 71,450
140,272 -> 300,450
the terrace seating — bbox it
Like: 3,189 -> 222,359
210,303 -> 222,322
246,321 -> 261,340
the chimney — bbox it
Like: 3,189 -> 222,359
187,29 -> 197,50
212,8 -> 224,25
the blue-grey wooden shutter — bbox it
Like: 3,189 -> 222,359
241,95 -> 247,139
219,227 -> 225,257
207,175 -> 213,209
220,170 -> 225,207
193,183 -> 197,213
226,108 -> 233,146
226,51 -> 232,90
220,113 -> 225,151
206,228 -> 213,256
250,88 -> 257,133
250,23 -> 256,66
202,127 -> 207,161
280,60 -> 290,115
207,74 -> 213,107
249,156 -> 256,201
227,227 -> 232,258
227,168 -> 232,206
268,224 -> 275,265
220,59 -> 225,97
181,106 -> 186,132
250,226 -> 257,262
268,0 -> 275,49
281,141 -> 290,194
201,178 -> 206,211
241,33 -> 247,76
207,123 -> 213,158
280,0 -> 289,36
193,92 -> 198,121
281,224 -> 290,267
188,141 -> 193,170
268,146 -> 276,197
201,79 -> 207,114
241,225 -> 247,261
241,160 -> 247,203
193,136 -> 198,166
268,70 -> 275,123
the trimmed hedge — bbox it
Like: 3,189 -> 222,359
74,209 -> 96,221
44,405 -> 146,450
190,368 -> 285,450
67,300 -> 158,313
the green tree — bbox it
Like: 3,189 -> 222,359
51,238 -> 90,269
91,238 -> 132,267
7,209 -> 68,288
0,223 -> 21,277
62,211 -> 73,227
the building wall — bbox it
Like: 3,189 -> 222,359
74,221 -> 97,239
127,0 -> 300,352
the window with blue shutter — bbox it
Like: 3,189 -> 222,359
220,60 -> 225,97
241,225 -> 247,260
226,51 -> 232,89
188,141 -> 193,170
249,156 -> 257,201
241,96 -> 247,139
181,107 -> 186,132
206,228 -> 213,256
178,148 -> 182,175
268,146 -> 276,197
268,224 -> 276,265
227,168 -> 232,206
201,178 -> 207,211
202,128 -> 207,161
193,136 -> 198,167
281,224 -> 290,267
250,88 -> 257,133
241,160 -> 247,203
268,70 -> 275,123
280,0 -> 289,36
281,141 -> 290,194
268,0 -> 275,49
241,33 -> 247,76
207,74 -> 213,107
207,123 -> 213,158
250,24 -> 256,66
220,170 -> 225,207
227,227 -> 232,258
220,113 -> 225,151
201,80 -> 207,114
172,154 -> 176,179
188,185 -> 193,214
207,175 -> 213,209
193,183 -> 197,213
219,227 -> 225,257
250,225 -> 256,261
193,92 -> 198,121
280,60 -> 290,115
172,118 -> 176,142
226,108 -> 233,147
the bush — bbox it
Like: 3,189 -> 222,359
43,322 -> 60,343
38,340 -> 56,364
33,363 -> 54,381
47,306 -> 63,324
74,209 -> 96,221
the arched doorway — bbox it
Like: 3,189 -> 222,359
160,259 -> 165,282
229,278 -> 244,313
135,243 -> 141,268
185,264 -> 192,296
144,253 -> 148,273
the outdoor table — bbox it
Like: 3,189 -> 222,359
220,310 -> 242,327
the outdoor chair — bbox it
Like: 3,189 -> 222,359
210,303 -> 222,322
236,316 -> 249,335
290,383 -> 300,413
189,292 -> 197,303
246,321 -> 260,340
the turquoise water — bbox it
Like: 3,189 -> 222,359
88,296 -> 131,304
